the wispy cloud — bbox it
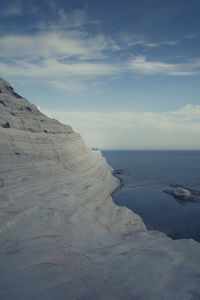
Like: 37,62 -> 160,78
119,33 -> 179,49
0,7 -> 200,91
184,33 -> 199,39
36,3 -> 97,31
0,34 -> 199,91
145,40 -> 179,47
0,59 -> 119,78
0,29 -> 119,90
170,104 -> 200,120
44,105 -> 200,149
57,8 -> 87,28
1,1 -> 23,17
128,56 -> 199,76
0,31 -> 110,59
0,0 -> 43,18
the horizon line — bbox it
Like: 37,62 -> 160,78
100,149 -> 200,151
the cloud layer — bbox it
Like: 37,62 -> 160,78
44,105 -> 200,149
129,56 -> 200,76
0,7 -> 200,91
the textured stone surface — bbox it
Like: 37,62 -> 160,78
0,77 -> 89,167
0,78 -> 200,300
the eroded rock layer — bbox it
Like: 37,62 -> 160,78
0,78 -> 200,300
0,78 -> 89,168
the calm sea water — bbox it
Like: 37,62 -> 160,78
102,150 -> 200,242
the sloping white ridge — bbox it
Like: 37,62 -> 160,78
0,77 -> 200,300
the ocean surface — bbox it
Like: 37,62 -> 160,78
102,150 -> 200,242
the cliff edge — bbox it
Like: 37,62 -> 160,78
0,78 -> 200,300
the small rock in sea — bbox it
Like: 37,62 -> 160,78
164,185 -> 200,203
114,169 -> 124,175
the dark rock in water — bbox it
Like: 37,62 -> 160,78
171,185 -> 200,196
113,169 -> 130,176
114,169 -> 124,175
164,185 -> 200,203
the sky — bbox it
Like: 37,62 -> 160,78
0,0 -> 200,149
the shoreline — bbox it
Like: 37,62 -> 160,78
111,169 -> 124,196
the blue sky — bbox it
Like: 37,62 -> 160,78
0,0 -> 200,149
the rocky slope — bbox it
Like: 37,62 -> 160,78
0,77 -> 200,300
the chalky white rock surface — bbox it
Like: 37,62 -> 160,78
0,77 -> 200,300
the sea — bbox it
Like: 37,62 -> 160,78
102,150 -> 200,242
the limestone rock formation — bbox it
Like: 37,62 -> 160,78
0,77 -> 200,300
0,77 -> 89,168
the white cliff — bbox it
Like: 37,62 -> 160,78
0,77 -> 200,300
